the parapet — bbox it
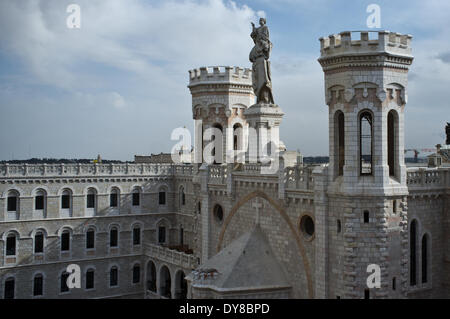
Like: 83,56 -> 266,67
188,66 -> 252,87
319,31 -> 413,59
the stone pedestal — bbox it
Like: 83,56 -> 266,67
243,103 -> 284,164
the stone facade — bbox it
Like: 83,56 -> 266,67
0,30 -> 449,299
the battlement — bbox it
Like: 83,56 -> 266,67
188,66 -> 252,87
319,31 -> 412,59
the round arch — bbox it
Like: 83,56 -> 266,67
31,186 -> 50,197
146,260 -> 157,292
159,265 -> 172,299
57,186 -> 75,196
216,190 -> 313,298
1,186 -> 23,198
174,269 -> 187,299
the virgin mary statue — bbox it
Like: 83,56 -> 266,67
249,17 -> 274,105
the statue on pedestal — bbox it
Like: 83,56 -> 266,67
249,18 -> 274,105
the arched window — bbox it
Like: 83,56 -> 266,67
387,110 -> 397,177
34,231 -> 44,254
337,219 -> 341,233
110,188 -> 119,208
33,274 -> 44,297
7,190 -> 19,212
146,261 -> 157,292
159,187 -> 167,206
6,233 -> 17,256
61,189 -> 72,210
110,227 -> 118,248
197,202 -> 201,215
60,271 -> 70,293
359,111 -> 373,175
133,226 -> 141,246
335,111 -> 345,176
160,266 -> 171,299
34,189 -> 46,212
86,228 -> 95,250
233,123 -> 242,151
410,220 -> 417,286
213,204 -> 224,224
61,230 -> 71,252
175,270 -> 187,299
179,226 -> 184,246
132,187 -> 141,207
4,277 -> 15,299
6,190 -> 19,220
422,234 -> 428,284
233,123 -> 244,163
179,186 -> 185,207
86,188 -> 97,209
132,264 -> 141,284
85,269 -> 95,290
158,226 -> 166,244
110,266 -> 118,287
211,123 -> 223,164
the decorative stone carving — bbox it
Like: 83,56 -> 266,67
377,88 -> 387,103
344,89 -> 354,103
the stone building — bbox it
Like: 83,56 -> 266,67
0,30 -> 449,299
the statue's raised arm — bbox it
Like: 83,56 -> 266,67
249,18 -> 274,105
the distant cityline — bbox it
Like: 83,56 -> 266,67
0,156 -> 428,165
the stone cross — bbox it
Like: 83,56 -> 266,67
252,199 -> 264,225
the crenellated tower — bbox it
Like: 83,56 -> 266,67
318,31 -> 414,298
188,66 -> 255,164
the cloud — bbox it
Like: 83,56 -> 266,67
110,92 -> 126,110
436,52 -> 450,64
0,0 -> 259,90
0,0 -> 449,160
70,91 -> 128,110
0,0 -> 263,160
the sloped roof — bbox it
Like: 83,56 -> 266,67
189,224 -> 290,291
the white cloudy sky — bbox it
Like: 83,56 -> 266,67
0,0 -> 449,161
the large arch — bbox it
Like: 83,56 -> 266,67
174,270 -> 187,299
216,190 -> 313,298
146,260 -> 157,292
159,265 -> 171,299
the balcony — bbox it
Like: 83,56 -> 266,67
145,243 -> 198,269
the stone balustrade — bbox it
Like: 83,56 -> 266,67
145,243 -> 198,269
284,166 -> 315,190
3,163 -> 447,193
0,163 -> 193,178
208,165 -> 228,185
406,167 -> 449,191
